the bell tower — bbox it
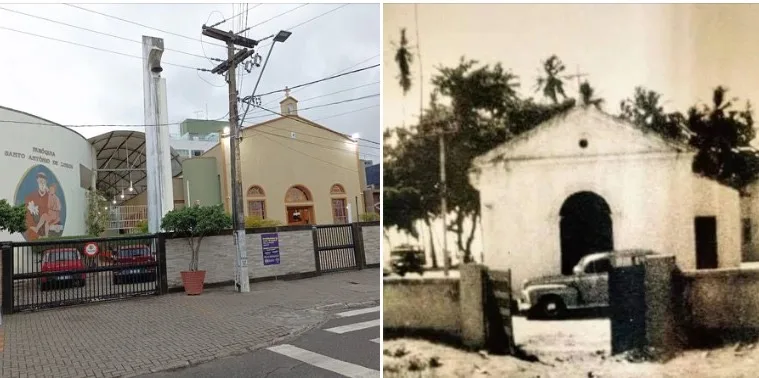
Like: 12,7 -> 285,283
280,86 -> 298,116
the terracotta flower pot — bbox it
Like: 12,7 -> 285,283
180,270 -> 206,295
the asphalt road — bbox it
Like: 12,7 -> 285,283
143,305 -> 380,378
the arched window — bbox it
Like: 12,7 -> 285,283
330,184 -> 346,195
285,185 -> 312,203
246,185 -> 267,219
330,183 -> 348,224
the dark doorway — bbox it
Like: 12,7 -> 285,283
559,191 -> 614,275
695,216 -> 718,269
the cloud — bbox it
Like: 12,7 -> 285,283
0,3 -> 380,162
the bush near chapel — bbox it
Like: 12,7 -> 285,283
244,216 -> 282,228
0,199 -> 27,235
161,204 -> 232,271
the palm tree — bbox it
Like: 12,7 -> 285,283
535,55 -> 568,104
394,28 -> 413,95
579,81 -> 603,110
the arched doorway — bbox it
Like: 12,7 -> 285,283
559,191 -> 613,275
285,185 -> 314,225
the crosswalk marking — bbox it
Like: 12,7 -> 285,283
267,344 -> 380,378
370,338 -> 379,343
336,306 -> 380,318
324,319 -> 380,334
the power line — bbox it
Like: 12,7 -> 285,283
247,128 -> 379,158
237,4 -> 309,35
208,3 -> 262,28
246,94 -> 379,121
246,81 -> 378,118
64,3 -> 228,50
0,6 -> 224,62
0,25 -> 203,71
243,114 -> 380,150
251,53 -> 379,113
313,104 -> 379,123
255,64 -> 380,97
255,132 -> 358,173
248,105 -> 380,146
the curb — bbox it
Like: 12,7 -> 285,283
134,298 -> 379,376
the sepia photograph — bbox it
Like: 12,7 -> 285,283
383,3 -> 759,377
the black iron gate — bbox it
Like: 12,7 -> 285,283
609,260 -> 647,354
1,234 -> 168,314
313,224 -> 364,273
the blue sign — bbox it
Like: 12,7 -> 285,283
261,233 -> 280,266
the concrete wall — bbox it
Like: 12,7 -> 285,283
0,106 -> 96,243
384,277 -> 461,335
164,223 -> 379,289
165,227 -> 316,288
362,225 -> 380,265
682,267 -> 759,330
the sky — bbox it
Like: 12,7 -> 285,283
0,3 -> 381,163
383,4 -> 759,139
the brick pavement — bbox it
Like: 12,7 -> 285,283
0,269 -> 380,378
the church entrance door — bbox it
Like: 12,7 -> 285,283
559,191 -> 614,275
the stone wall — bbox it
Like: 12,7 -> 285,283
165,224 -> 378,289
384,264 -> 491,350
361,224 -> 380,266
682,267 -> 759,330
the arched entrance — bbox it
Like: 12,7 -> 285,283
559,191 -> 613,275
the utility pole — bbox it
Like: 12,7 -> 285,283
201,26 -> 258,293
439,131 -> 448,277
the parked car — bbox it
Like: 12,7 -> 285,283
517,249 -> 655,319
112,245 -> 156,285
39,248 -> 87,291
390,245 -> 425,277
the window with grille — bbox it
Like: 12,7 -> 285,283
332,198 -> 348,224
248,200 -> 266,219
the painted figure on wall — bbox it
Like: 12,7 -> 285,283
15,165 -> 67,241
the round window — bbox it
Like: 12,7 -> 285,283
579,139 -> 589,148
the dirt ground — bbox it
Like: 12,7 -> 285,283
384,316 -> 759,378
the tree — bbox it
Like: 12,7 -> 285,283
579,81 -> 603,110
619,86 -> 759,190
161,204 -> 232,271
394,28 -> 414,95
385,56 -> 575,262
535,55 -> 568,104
0,199 -> 26,234
85,190 -> 109,236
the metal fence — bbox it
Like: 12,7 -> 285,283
2,234 -> 167,314
313,224 -> 364,273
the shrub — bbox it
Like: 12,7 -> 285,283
0,199 -> 27,234
244,216 -> 282,228
360,212 -> 380,222
161,204 -> 232,271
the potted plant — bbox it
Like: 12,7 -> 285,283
161,204 -> 232,295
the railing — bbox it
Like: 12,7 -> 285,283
108,205 -> 148,231
1,234 -> 168,314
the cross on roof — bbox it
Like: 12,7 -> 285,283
285,86 -> 290,97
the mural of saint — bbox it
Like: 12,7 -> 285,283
15,165 -> 67,241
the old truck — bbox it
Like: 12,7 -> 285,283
517,249 -> 654,319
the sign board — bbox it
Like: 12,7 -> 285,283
83,242 -> 99,257
261,233 -> 280,266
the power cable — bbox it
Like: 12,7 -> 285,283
0,25 -> 203,71
236,4 -> 308,35
250,53 -> 379,114
0,6 -> 223,62
255,64 -> 380,97
254,132 -> 358,173
247,128 -> 379,158
247,80 -> 378,119
245,94 -> 379,121
207,3 -> 262,29
313,104 -> 379,123
64,3 -> 228,50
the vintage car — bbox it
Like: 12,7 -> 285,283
517,249 -> 655,319
389,245 -> 426,277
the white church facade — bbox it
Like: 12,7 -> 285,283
469,106 -> 749,288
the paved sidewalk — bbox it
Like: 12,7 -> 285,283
0,269 -> 380,378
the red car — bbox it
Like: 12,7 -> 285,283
112,245 -> 156,285
39,248 -> 87,291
